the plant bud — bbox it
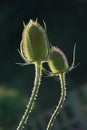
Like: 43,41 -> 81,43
20,19 -> 49,63
48,47 -> 69,74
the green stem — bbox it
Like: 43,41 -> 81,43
46,73 -> 66,130
17,62 -> 42,130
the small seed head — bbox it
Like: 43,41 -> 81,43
20,19 -> 49,63
48,47 -> 69,74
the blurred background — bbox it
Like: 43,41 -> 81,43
0,0 -> 87,130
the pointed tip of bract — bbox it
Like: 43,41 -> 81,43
23,21 -> 26,28
28,19 -> 35,27
43,20 -> 47,31
23,19 -> 39,29
35,18 -> 38,23
29,19 -> 39,25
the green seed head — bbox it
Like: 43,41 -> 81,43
48,46 -> 69,74
20,19 -> 49,64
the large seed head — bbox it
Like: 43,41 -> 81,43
20,19 -> 49,63
48,47 -> 69,74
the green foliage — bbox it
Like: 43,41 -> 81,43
0,87 -> 27,130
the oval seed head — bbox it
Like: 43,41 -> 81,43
48,46 -> 69,74
20,19 -> 49,63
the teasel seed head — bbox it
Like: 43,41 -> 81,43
20,19 -> 49,64
48,46 -> 69,74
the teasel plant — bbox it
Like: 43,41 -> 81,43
16,19 -> 49,130
45,44 -> 77,130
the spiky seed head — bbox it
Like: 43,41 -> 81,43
48,47 -> 69,74
20,19 -> 49,64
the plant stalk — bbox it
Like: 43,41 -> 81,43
17,62 -> 42,130
46,73 -> 66,130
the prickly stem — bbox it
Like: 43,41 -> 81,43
46,73 -> 66,130
17,62 -> 42,130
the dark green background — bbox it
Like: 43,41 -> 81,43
0,0 -> 87,130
